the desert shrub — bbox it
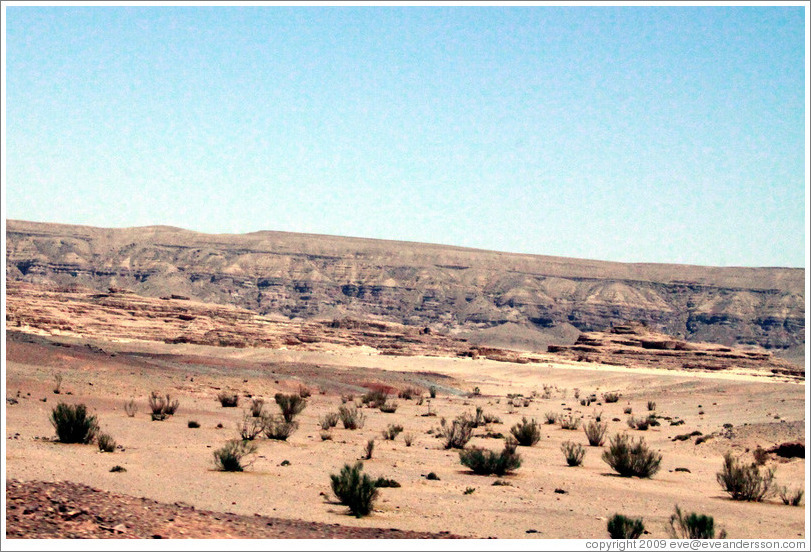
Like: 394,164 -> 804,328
716,451 -> 775,501
382,424 -> 404,441
561,441 -> 586,466
459,445 -> 521,476
607,514 -> 644,539
53,373 -> 63,394
510,417 -> 541,446
379,401 -> 398,413
594,410 -> 603,422
361,389 -> 388,408
97,432 -> 116,453
603,392 -> 620,403
669,505 -> 726,539
544,411 -> 558,424
238,412 -> 264,440
50,403 -> 99,444
647,400 -> 656,411
188,420 -> 200,428
150,392 -> 179,417
753,446 -> 769,466
249,398 -> 265,417
330,462 -> 378,518
398,387 -> 422,400
217,392 -> 239,408
262,415 -> 297,441
340,393 -> 354,404
274,393 -> 307,423
623,406 -> 633,415
559,414 -> 581,430
374,477 -> 401,488
319,412 -> 340,430
109,465 -> 126,473
425,472 -> 440,480
429,386 -> 437,398
471,386 -> 481,396
338,405 -> 366,429
298,385 -> 312,398
364,439 -> 375,459
584,420 -> 608,446
403,432 -> 415,447
213,439 -> 257,472
440,418 -> 474,449
778,486 -> 804,506
626,415 -> 650,431
464,487 -> 476,495
602,433 -> 662,478
320,430 -> 333,441
124,399 -> 138,418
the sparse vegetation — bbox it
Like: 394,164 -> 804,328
561,441 -> 585,466
217,392 -> 239,408
429,386 -> 437,399
262,415 -> 297,441
249,398 -> 265,417
559,414 -> 580,430
124,399 -> 138,417
374,477 -> 401,488
626,415 -> 650,431
338,405 -> 366,429
274,393 -> 307,423
544,411 -> 558,424
238,412 -> 264,440
319,412 -> 340,430
330,462 -> 378,518
716,451 -> 775,501
97,432 -> 116,453
778,486 -> 804,506
425,472 -> 440,480
603,392 -> 620,403
382,424 -> 404,441
464,487 -> 476,495
53,373 -> 63,394
109,465 -> 126,473
188,420 -> 200,428
459,445 -> 521,476
149,392 -> 180,419
364,439 -> 375,459
403,432 -> 415,447
509,417 -> 541,446
669,505 -> 727,539
298,385 -> 312,399
398,387 -> 422,400
607,514 -> 644,539
602,433 -> 662,478
213,439 -> 258,472
647,400 -> 656,411
440,417 -> 474,449
50,402 -> 99,444
379,401 -> 398,413
361,389 -> 389,408
584,420 -> 607,446
753,445 -> 769,466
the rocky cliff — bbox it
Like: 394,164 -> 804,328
5,220 -> 805,360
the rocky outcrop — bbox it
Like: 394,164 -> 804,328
547,322 -> 803,380
5,220 -> 804,357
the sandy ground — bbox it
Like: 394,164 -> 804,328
4,334 -> 807,539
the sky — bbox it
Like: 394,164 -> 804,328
2,2 -> 808,268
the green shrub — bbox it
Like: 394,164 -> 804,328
217,392 -> 239,408
213,439 -> 258,471
97,432 -> 116,453
510,417 -> 541,446
459,445 -> 521,476
561,441 -> 585,466
584,420 -> 608,446
330,462 -> 378,517
716,451 -> 775,501
440,418 -> 474,449
50,403 -> 99,444
607,514 -> 644,539
274,393 -> 307,422
338,405 -> 365,429
602,433 -> 662,478
262,415 -> 297,441
669,505 -> 726,538
382,424 -> 404,441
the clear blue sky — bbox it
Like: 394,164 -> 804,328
3,4 -> 807,267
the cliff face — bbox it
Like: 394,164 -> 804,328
5,220 -> 805,355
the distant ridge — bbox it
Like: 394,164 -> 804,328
5,219 -> 805,362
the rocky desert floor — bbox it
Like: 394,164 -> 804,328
4,331 -> 807,540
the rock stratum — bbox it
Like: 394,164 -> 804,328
5,220 -> 805,362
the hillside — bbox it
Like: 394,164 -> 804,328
5,220 -> 805,360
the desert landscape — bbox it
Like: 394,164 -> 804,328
4,222 -> 806,540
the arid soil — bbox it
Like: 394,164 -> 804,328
5,322 -> 806,540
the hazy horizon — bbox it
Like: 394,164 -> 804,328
3,3 -> 808,269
